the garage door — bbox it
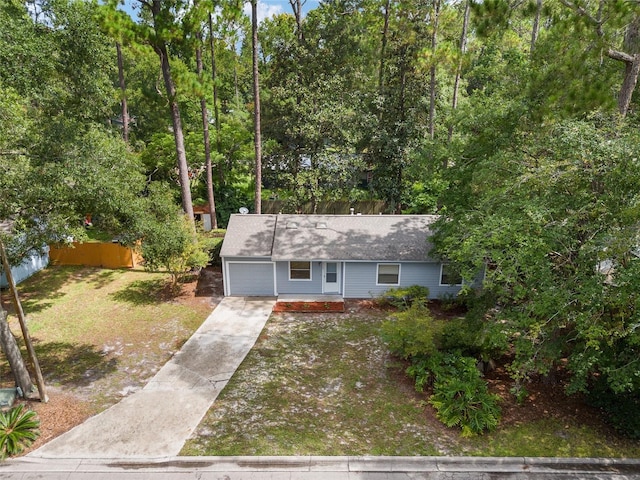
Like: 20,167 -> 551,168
227,262 -> 275,296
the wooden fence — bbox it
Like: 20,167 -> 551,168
262,200 -> 387,215
49,242 -> 142,269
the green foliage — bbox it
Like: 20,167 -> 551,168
202,230 -> 225,265
439,315 -> 508,362
380,304 -> 443,359
427,353 -> 501,437
587,381 -> 640,440
381,297 -> 502,435
0,405 -> 40,458
402,178 -> 449,215
141,214 -> 211,287
377,285 -> 430,310
214,181 -> 254,228
436,116 -> 640,401
138,184 -> 210,287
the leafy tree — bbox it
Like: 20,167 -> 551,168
138,183 -> 211,287
557,0 -> 640,117
435,116 -> 640,402
101,0 -> 197,229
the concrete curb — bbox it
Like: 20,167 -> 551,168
3,456 -> 640,474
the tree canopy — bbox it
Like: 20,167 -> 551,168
3,0 -> 640,434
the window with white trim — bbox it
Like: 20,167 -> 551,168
377,263 -> 400,285
289,261 -> 312,280
440,263 -> 463,286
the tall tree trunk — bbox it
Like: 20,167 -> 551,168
158,43 -> 195,228
560,1 -> 640,117
208,14 -> 223,189
530,0 -> 542,54
617,15 -> 640,117
289,0 -> 304,42
428,0 -> 441,140
448,0 -> 470,146
379,0 -> 391,95
0,304 -> 33,397
196,29 -> 218,230
610,51 -> 640,116
116,42 -> 130,143
148,0 -> 195,231
208,14 -> 222,156
251,0 -> 262,214
0,242 -> 46,402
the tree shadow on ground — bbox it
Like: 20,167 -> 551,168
110,278 -> 171,305
195,266 -> 223,298
85,269 -> 119,289
11,267 -> 118,314
34,341 -> 118,387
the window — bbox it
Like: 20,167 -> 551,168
289,261 -> 311,280
440,263 -> 463,286
325,262 -> 338,283
377,263 -> 400,285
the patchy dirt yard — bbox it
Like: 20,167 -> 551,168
0,265 -> 222,454
3,267 -> 640,457
181,300 -> 640,457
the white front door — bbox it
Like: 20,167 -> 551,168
323,262 -> 341,294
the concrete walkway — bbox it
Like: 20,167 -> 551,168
29,297 -> 275,459
4,456 -> 640,479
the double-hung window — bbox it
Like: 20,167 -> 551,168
289,261 -> 311,280
377,263 -> 400,285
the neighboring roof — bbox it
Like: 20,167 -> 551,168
221,214 -> 439,262
193,204 -> 213,214
0,221 -> 11,234
219,214 -> 277,258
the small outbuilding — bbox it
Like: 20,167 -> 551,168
0,221 -> 49,288
220,214 -> 464,299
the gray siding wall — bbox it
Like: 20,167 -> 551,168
224,257 -> 275,296
343,262 -> 461,299
275,261 -> 324,295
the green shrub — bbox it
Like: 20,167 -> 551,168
439,316 -> 509,364
587,381 -> 640,439
202,231 -> 225,265
406,354 -> 442,392
0,405 -> 40,458
380,304 -> 443,358
378,285 -> 430,310
428,354 -> 501,437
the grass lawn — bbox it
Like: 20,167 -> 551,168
1,265 -> 214,416
182,302 -> 640,458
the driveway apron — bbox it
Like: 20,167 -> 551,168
28,297 -> 275,459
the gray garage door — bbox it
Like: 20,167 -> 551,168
228,262 -> 275,296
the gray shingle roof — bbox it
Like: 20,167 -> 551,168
219,214 -> 277,257
221,214 -> 439,262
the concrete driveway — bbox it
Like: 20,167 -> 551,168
28,297 -> 275,459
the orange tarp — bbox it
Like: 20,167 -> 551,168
48,242 -> 142,269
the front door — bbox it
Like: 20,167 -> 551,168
323,262 -> 341,294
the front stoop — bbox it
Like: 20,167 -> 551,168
274,295 -> 345,312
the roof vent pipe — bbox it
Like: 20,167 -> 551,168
350,208 -> 355,215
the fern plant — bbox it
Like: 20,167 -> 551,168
0,405 -> 40,458
429,356 -> 501,437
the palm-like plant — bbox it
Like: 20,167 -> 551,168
0,405 -> 40,458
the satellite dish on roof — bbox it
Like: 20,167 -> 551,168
239,207 -> 249,214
